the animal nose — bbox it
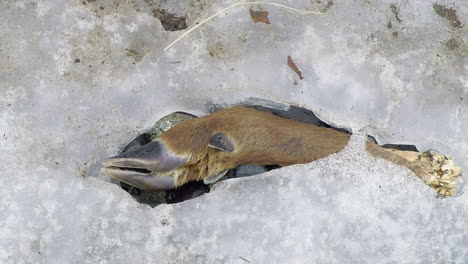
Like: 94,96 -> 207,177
100,141 -> 188,191
101,141 -> 187,172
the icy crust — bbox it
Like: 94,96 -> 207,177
1,0 -> 468,263
155,135 -> 468,263
0,167 -> 174,264
3,136 -> 467,263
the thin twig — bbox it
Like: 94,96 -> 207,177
164,1 -> 324,51
239,256 -> 252,263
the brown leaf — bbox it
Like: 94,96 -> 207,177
249,9 -> 270,24
287,56 -> 303,80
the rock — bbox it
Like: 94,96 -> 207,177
146,111 -> 197,139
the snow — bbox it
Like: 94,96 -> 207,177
0,0 -> 467,263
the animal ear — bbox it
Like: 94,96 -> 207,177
208,133 -> 234,152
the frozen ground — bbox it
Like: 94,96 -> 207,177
0,0 -> 467,263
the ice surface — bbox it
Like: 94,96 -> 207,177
0,0 -> 467,263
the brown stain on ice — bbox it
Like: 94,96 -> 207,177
433,4 -> 463,28
152,9 -> 188,31
390,4 -> 402,23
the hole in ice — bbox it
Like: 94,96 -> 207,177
107,102 -> 418,207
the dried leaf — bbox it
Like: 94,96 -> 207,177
287,56 -> 303,80
249,9 -> 271,24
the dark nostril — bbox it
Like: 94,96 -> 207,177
128,186 -> 142,197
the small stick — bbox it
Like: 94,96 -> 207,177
239,256 -> 252,263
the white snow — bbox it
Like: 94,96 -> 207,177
0,0 -> 467,263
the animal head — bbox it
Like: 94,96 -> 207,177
101,107 -> 252,191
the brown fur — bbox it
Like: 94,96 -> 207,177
159,106 -> 423,186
